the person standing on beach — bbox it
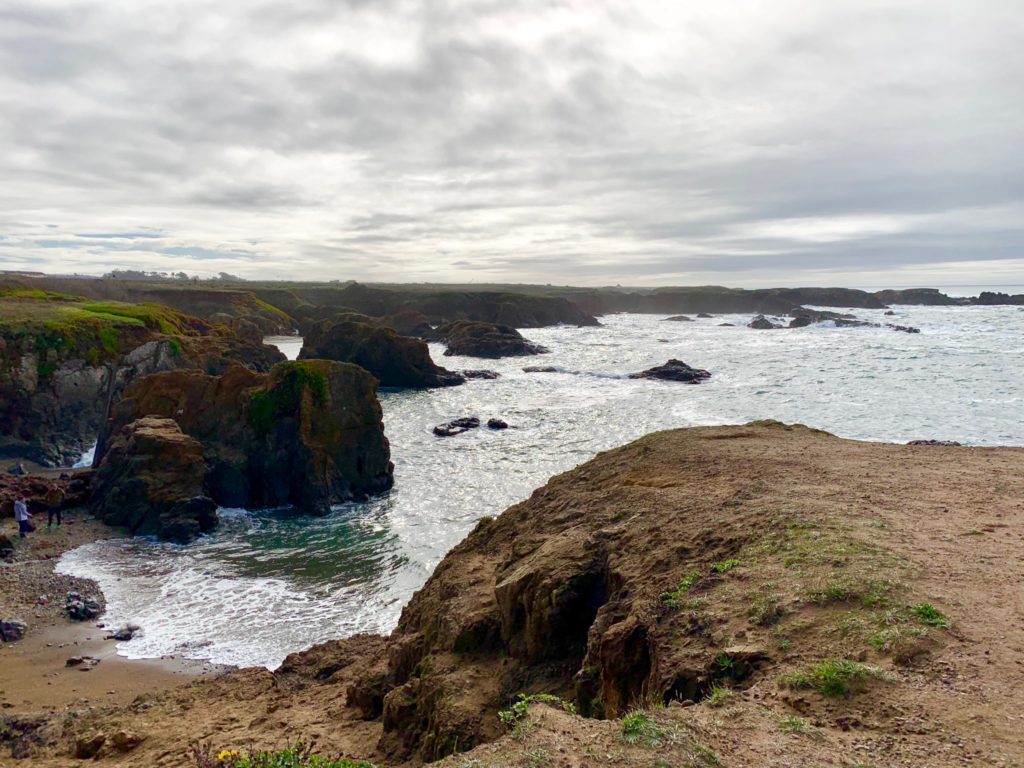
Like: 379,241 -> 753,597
46,484 -> 64,528
14,497 -> 33,538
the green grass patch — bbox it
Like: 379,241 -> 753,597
619,710 -> 668,748
661,572 -> 703,607
711,559 -> 740,574
783,659 -> 888,698
705,685 -> 733,708
911,603 -> 949,628
250,362 -> 329,434
498,693 -> 576,729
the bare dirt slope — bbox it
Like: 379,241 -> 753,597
8,422 -> 1024,767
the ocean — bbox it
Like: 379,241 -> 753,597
57,304 -> 1024,668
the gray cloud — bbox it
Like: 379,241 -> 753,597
0,0 -> 1022,286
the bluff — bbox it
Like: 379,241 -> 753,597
299,318 -> 463,389
98,360 -> 393,514
0,290 -> 284,466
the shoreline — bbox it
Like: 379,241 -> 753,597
0,509 -> 229,715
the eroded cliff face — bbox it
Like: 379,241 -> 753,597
98,360 -> 393,514
0,302 -> 284,466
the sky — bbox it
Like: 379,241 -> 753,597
1,0 -> 1023,288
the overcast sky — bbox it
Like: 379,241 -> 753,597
1,0 -> 1022,287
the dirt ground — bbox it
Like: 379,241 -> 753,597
5,423 -> 1024,767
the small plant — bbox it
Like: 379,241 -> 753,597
661,572 -> 703,608
705,685 -> 733,708
619,710 -> 668,747
911,603 -> 949,628
748,593 -> 783,626
869,624 -> 926,654
498,693 -> 576,728
189,742 -> 374,768
805,580 -> 853,604
689,743 -> 721,767
711,559 -> 740,574
523,749 -> 551,768
783,659 -> 887,698
777,714 -> 809,733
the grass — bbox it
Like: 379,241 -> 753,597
250,361 -> 330,434
748,592 -> 784,626
777,714 -> 811,733
189,742 -> 373,768
498,693 -> 576,734
911,603 -> 949,628
711,559 -> 740,574
705,686 -> 733,708
619,710 -> 669,748
661,572 -> 703,608
783,659 -> 888,698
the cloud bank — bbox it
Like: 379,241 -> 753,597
1,0 -> 1022,287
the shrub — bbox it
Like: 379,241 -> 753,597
619,710 -> 667,747
783,659 -> 887,698
189,742 -> 374,768
911,603 -> 949,628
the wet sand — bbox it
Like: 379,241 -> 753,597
0,510 -> 224,715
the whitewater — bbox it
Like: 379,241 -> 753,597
58,304 -> 1024,668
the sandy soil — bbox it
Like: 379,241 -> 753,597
0,510 -> 219,717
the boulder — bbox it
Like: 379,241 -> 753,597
0,618 -> 27,642
908,439 -> 961,447
108,623 -> 141,641
440,322 -> 549,359
748,315 -> 783,330
433,418 -> 481,437
628,359 -> 712,384
91,417 -> 218,543
663,315 -> 693,322
99,361 -> 393,515
299,320 -> 463,388
487,418 -> 509,430
65,592 -> 102,621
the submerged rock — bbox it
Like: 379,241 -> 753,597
98,360 -> 394,515
663,315 -> 693,322
522,366 -> 559,373
461,370 -> 500,380
433,417 -> 481,437
299,319 -> 464,389
908,439 -> 961,446
628,359 -> 712,384
697,312 -> 714,318
440,321 -> 549,359
748,315 -> 783,329
487,418 -> 509,430
888,324 -> 921,334
91,416 -> 217,543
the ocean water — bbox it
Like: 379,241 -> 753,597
58,306 -> 1024,668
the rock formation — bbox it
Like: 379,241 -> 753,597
99,360 -> 393,514
90,416 -> 217,543
440,322 -> 550,358
299,319 -> 463,389
628,359 -> 712,384
748,315 -> 783,329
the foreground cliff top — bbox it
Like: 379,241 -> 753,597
11,423 -> 1024,767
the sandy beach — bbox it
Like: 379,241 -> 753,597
0,510 -> 224,715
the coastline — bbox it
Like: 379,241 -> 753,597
0,509 -> 227,715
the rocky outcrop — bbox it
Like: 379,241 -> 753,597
788,307 -> 861,328
90,416 -> 217,543
99,361 -> 393,514
748,315 -> 783,329
0,295 -> 284,466
440,322 -> 549,359
628,359 -> 712,384
433,417 -> 480,437
299,320 -> 463,389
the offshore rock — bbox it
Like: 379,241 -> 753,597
91,416 -> 217,543
440,321 -> 549,359
433,417 -> 481,437
299,319 -> 463,389
663,315 -> 693,322
748,315 -> 783,330
461,370 -> 500,380
99,361 -> 393,514
628,359 -> 712,384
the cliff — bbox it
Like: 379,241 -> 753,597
98,360 -> 393,514
0,291 -> 284,466
20,423 -> 1024,767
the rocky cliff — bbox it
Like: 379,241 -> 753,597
0,292 -> 283,466
300,319 -> 464,388
99,360 -> 393,514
